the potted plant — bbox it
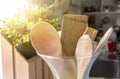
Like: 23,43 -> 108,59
0,4 -> 59,59
0,4 -> 59,79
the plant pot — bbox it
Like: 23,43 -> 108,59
0,33 -> 53,79
15,43 -> 36,59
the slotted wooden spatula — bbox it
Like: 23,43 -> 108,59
61,14 -> 88,56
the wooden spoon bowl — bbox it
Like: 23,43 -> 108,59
30,22 -> 61,57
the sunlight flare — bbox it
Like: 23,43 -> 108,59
0,0 -> 28,19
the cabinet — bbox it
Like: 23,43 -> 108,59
77,0 -> 120,29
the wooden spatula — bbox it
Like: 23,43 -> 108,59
61,14 -> 88,56
75,35 -> 93,79
84,27 -> 98,40
84,27 -> 98,51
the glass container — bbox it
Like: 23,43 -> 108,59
38,54 -> 96,79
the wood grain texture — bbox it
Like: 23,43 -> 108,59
43,61 -> 51,79
0,33 -> 15,79
61,14 -> 88,56
28,57 -> 36,79
0,33 -> 44,79
49,70 -> 53,79
14,48 -> 37,79
14,48 -> 30,79
35,56 -> 43,79
84,27 -> 98,40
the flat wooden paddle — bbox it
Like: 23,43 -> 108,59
84,27 -> 98,40
61,14 -> 88,56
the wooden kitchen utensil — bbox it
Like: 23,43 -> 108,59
30,22 -> 65,79
30,22 -> 62,57
84,27 -> 98,51
84,27 -> 113,79
61,14 -> 88,56
75,35 -> 93,56
84,27 -> 98,40
75,35 -> 93,79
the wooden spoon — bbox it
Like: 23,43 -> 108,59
75,35 -> 93,79
30,22 -> 65,79
30,22 -> 62,57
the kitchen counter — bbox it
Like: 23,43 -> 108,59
89,77 -> 120,79
89,59 -> 120,78
89,77 -> 105,79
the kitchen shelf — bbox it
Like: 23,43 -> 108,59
78,0 -> 120,28
84,11 -> 120,15
80,0 -> 117,13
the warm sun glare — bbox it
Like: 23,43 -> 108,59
0,0 -> 28,27
0,0 -> 28,19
